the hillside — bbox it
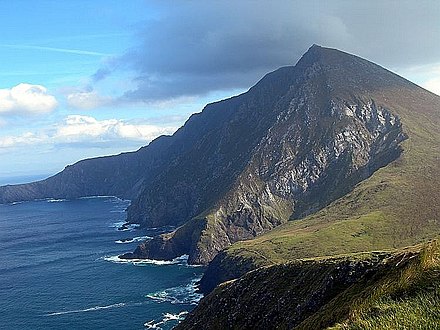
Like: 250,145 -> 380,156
2,45 -> 439,328
178,240 -> 440,329
199,57 -> 440,291
0,136 -> 174,203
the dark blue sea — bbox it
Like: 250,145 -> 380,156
0,197 -> 204,329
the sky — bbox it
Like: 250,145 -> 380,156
0,0 -> 439,182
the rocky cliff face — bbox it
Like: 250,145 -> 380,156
125,45 -> 409,264
177,241 -> 439,330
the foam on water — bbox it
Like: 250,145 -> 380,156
103,254 -> 190,266
146,275 -> 203,305
46,198 -> 67,203
78,195 -> 119,200
115,235 -> 152,244
110,221 -> 141,232
9,201 -> 24,205
46,302 -> 126,316
144,311 -> 188,329
110,210 -> 126,213
0,197 -> 204,329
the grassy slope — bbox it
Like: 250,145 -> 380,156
300,240 -> 440,329
222,86 -> 440,268
179,240 -> 440,330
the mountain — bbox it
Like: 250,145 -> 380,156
1,45 -> 439,270
195,47 -> 440,292
123,44 -> 439,265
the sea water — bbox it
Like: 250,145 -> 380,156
0,197 -> 204,329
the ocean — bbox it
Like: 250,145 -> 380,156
0,197 -> 204,329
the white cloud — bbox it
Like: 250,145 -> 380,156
0,132 -> 46,148
0,83 -> 58,114
423,78 -> 440,96
55,115 -> 177,143
0,115 -> 178,150
66,90 -> 113,109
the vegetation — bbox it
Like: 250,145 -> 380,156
302,240 -> 440,329
179,241 -> 440,329
195,67 -> 440,330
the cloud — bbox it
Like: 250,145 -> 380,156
423,78 -> 440,96
91,67 -> 112,82
0,83 -> 58,114
66,90 -> 113,109
0,44 -> 110,57
0,132 -> 45,148
91,0 -> 440,103
54,115 -> 176,143
0,115 -> 178,150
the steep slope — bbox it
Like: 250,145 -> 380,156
0,61 -> 297,210
126,65 -> 298,228
0,72 -> 289,204
199,49 -> 440,290
178,240 -> 440,330
125,45 -> 426,264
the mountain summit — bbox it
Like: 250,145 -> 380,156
1,46 -> 439,268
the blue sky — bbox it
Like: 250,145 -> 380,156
0,0 -> 439,182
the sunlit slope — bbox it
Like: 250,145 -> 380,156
200,78 -> 440,292
181,240 -> 440,330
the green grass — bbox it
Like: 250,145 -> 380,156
332,290 -> 440,330
180,240 -> 440,330
290,240 -> 439,329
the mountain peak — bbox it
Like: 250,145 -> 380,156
308,43 -> 324,51
297,44 -> 350,67
294,44 -> 414,95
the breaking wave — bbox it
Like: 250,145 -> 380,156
103,254 -> 189,266
145,276 -> 203,305
143,311 -> 188,329
115,236 -> 152,244
110,221 -> 140,232
46,198 -> 67,203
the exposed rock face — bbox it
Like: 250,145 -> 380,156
125,45 -> 409,264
